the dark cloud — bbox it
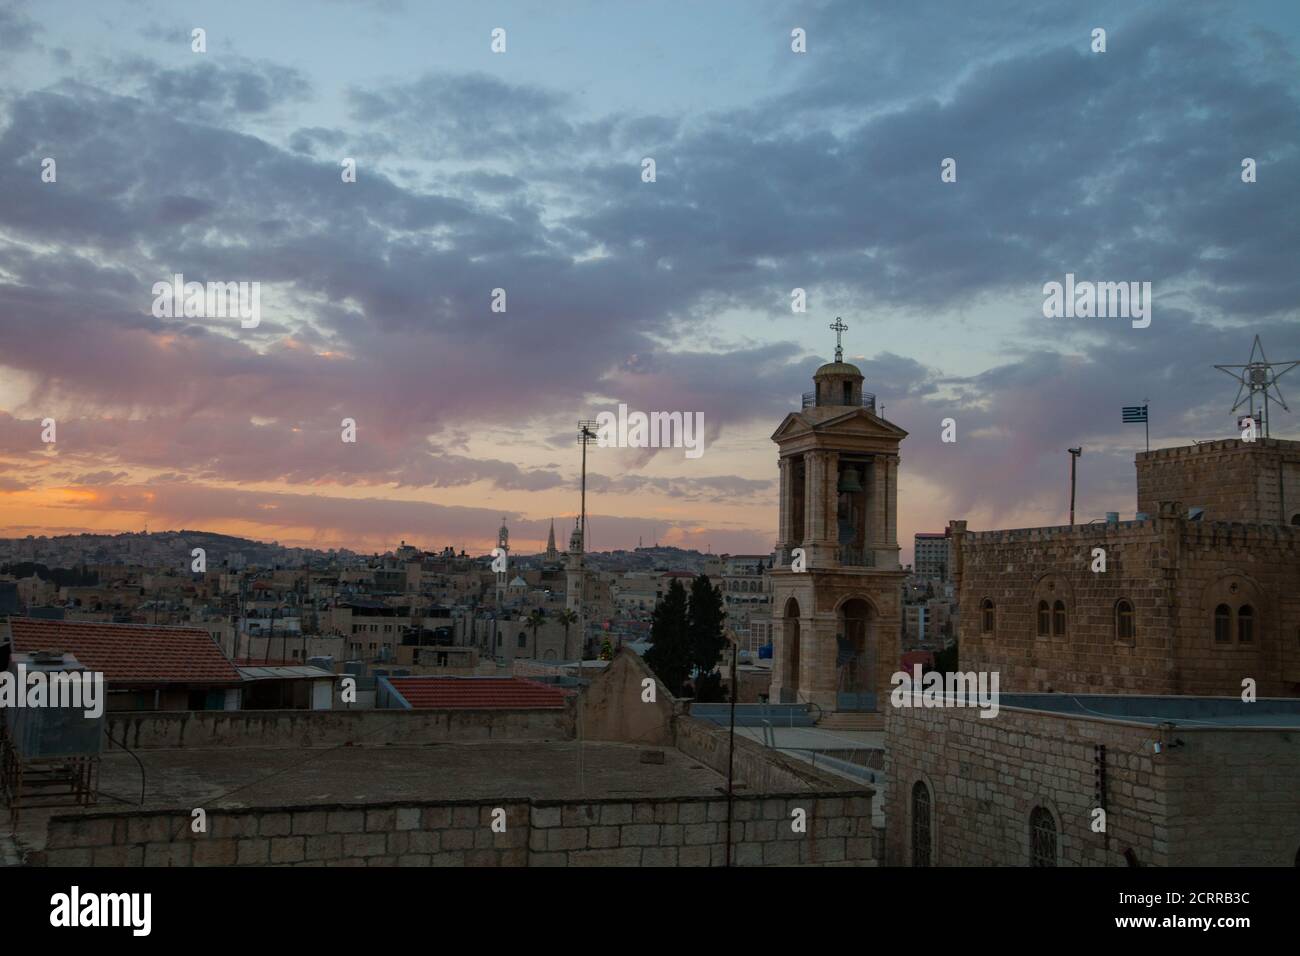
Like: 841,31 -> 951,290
0,2 -> 39,53
0,0 -> 1295,551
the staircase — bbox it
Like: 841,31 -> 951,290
817,712 -> 885,732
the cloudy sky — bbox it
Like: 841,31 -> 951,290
0,0 -> 1297,561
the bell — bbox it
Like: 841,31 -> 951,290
837,467 -> 863,493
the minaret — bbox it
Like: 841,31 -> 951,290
495,517 -> 510,606
545,518 -> 558,563
565,520 -> 583,612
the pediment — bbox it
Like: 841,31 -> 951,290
771,407 -> 907,445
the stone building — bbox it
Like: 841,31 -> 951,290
769,344 -> 907,713
1136,437 -> 1300,525
884,436 -> 1300,867
885,694 -> 1300,867
953,438 -> 1300,697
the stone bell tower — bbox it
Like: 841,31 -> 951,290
768,319 -> 906,716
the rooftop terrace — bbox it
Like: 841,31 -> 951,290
998,694 -> 1300,728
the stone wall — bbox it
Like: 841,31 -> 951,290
1136,438 -> 1300,525
1161,726 -> 1300,866
38,792 -> 874,867
579,647 -> 675,746
884,703 -> 1300,867
950,510 -> 1300,696
102,707 -> 574,751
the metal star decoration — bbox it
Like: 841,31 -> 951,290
1214,336 -> 1298,438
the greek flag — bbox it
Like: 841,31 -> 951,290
1122,405 -> 1148,423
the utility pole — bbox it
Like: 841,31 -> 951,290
725,630 -> 738,867
577,421 -> 599,658
1068,447 -> 1083,525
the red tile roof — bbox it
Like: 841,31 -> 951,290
386,676 -> 567,710
9,618 -> 243,686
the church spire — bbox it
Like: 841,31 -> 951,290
546,518 -> 558,562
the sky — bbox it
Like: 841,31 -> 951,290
0,0 -> 1297,562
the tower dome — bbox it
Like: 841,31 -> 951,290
808,316 -> 869,408
812,361 -> 866,408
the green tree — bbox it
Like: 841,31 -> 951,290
556,608 -> 579,658
645,578 -> 690,695
686,574 -> 728,684
525,608 -> 545,657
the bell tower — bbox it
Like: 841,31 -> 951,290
769,319 -> 907,715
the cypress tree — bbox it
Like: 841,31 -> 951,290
645,577 -> 690,695
687,574 -> 728,700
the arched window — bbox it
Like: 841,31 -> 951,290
1115,600 -> 1135,642
911,781 -> 931,867
1030,806 -> 1057,867
1214,604 -> 1232,643
1053,600 -> 1067,637
1237,605 -> 1254,644
517,632 -> 527,648
980,599 -> 995,634
1037,601 -> 1051,637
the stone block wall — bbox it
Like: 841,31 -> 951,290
1161,726 -> 1300,866
527,794 -> 873,867
37,792 -> 875,867
884,703 -> 1300,867
102,707 -> 574,751
1136,438 -> 1300,526
951,515 -> 1300,696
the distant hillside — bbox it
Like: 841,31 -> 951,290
0,530 -> 358,570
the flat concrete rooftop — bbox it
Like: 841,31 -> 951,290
1000,694 -> 1300,727
14,741 -> 728,850
93,740 -> 726,811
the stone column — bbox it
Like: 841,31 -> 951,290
823,451 -> 839,566
870,455 -> 889,561
803,451 -> 821,550
777,456 -> 791,557
807,451 -> 838,567
806,615 -> 839,710
885,455 -> 901,569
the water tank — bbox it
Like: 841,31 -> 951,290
1106,512 -> 1120,525
4,651 -> 104,758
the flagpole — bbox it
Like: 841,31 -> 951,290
1144,401 -> 1149,453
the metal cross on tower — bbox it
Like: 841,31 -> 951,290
1214,336 -> 1299,438
830,317 -> 848,363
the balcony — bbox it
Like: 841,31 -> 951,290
802,391 -> 876,412
773,546 -> 876,569
838,546 -> 875,568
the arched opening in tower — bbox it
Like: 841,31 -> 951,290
837,598 -> 876,710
